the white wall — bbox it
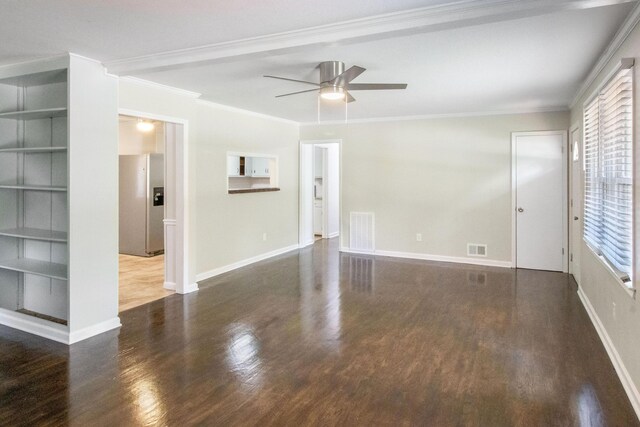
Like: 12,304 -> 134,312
68,55 -> 119,336
118,119 -> 159,155
194,102 -> 300,273
569,17 -> 640,416
301,112 -> 569,263
118,81 -> 300,284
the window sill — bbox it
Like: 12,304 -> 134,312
584,239 -> 636,299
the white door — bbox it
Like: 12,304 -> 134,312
570,127 -> 582,282
514,132 -> 565,271
314,201 -> 323,235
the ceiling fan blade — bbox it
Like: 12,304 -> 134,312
264,75 -> 320,87
346,83 -> 408,90
346,91 -> 356,103
330,66 -> 366,86
275,88 -> 320,98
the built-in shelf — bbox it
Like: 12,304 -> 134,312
0,258 -> 67,281
0,146 -> 67,153
0,184 -> 67,192
0,108 -> 67,120
228,187 -> 280,194
0,69 -> 67,87
0,227 -> 67,242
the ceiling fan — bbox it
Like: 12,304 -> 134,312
264,61 -> 407,103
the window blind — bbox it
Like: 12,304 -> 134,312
583,66 -> 634,285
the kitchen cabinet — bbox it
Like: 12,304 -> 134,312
227,155 -> 240,176
250,157 -> 270,178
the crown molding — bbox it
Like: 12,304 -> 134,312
118,76 -> 202,99
118,76 -> 296,124
299,106 -> 569,126
105,0 -> 634,75
569,1 -> 640,108
196,99 -> 299,125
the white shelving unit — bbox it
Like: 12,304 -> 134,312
0,55 -> 120,344
0,64 -> 69,326
0,107 -> 67,120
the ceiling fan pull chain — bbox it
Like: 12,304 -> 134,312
345,95 -> 348,123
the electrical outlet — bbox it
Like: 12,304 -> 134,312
263,233 -> 267,241
612,302 -> 616,321
416,233 -> 422,242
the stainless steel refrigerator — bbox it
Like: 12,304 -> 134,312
119,154 -> 164,256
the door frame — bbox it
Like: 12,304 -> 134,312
299,139 -> 342,248
511,130 -> 569,272
118,108 -> 195,294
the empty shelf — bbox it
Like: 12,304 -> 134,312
0,227 -> 67,242
0,258 -> 67,280
0,69 -> 67,87
0,184 -> 67,191
0,108 -> 67,120
0,146 -> 67,153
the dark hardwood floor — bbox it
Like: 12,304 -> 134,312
1,238 -> 638,426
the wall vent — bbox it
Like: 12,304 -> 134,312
350,212 -> 375,253
467,243 -> 487,257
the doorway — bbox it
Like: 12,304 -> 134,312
299,140 -> 341,247
118,115 -> 170,311
117,110 -> 192,312
511,131 -> 568,272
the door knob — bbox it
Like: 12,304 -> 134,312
574,216 -> 579,220
517,207 -> 524,213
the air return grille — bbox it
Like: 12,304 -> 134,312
467,243 -> 487,257
349,212 -> 375,253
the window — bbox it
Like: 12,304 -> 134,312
583,63 -> 634,287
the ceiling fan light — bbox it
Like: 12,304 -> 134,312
136,119 -> 155,132
320,86 -> 345,101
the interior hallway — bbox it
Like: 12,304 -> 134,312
1,239 -> 637,425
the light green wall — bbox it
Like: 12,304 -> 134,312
301,112 -> 569,262
194,103 -> 300,272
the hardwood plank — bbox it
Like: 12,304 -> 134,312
0,239 -> 637,426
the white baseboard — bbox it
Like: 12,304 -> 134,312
177,283 -> 199,294
0,308 -> 69,343
196,244 -> 300,283
299,240 -> 314,248
340,247 -> 374,255
0,309 -> 121,345
578,287 -> 640,420
163,281 -> 176,291
328,231 -> 339,238
340,247 -> 512,268
68,317 -> 121,344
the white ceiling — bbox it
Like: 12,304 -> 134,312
135,4 -> 633,122
0,0 -> 447,65
0,0 -> 635,122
